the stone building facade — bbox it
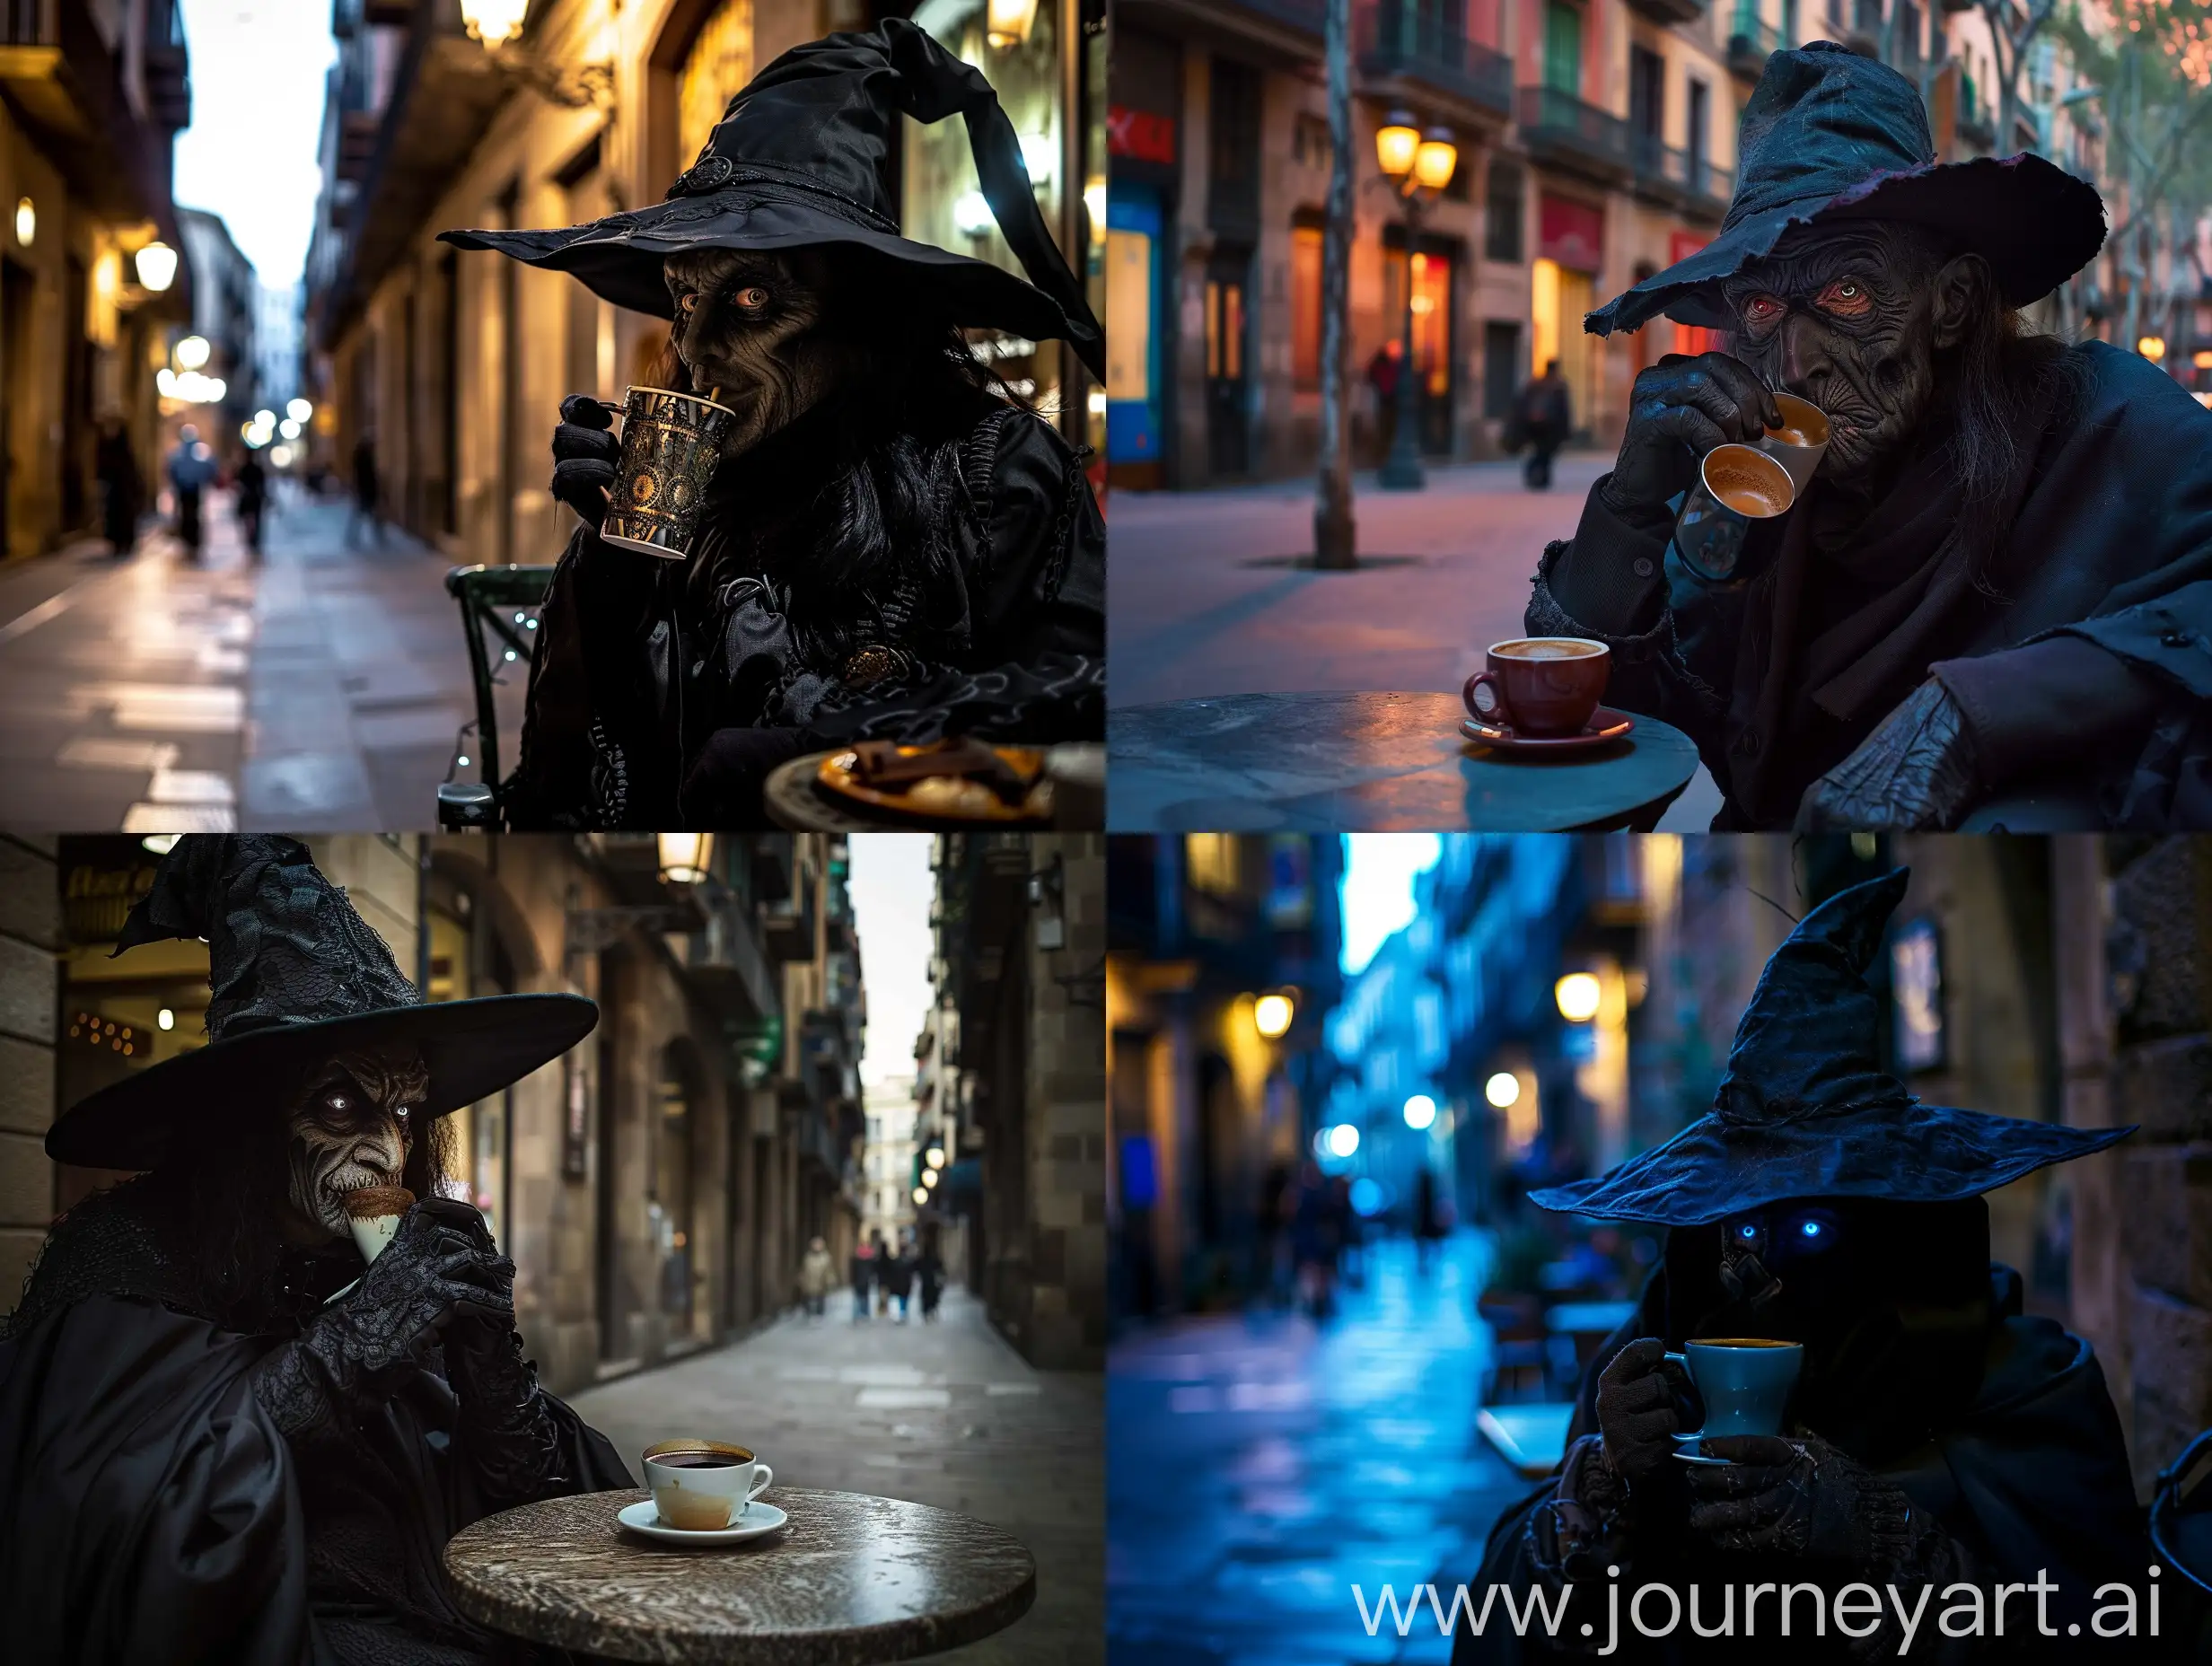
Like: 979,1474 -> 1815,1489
0,837 -> 57,1311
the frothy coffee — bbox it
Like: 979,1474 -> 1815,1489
1494,638 -> 1605,661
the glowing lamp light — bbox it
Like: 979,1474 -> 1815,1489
279,418 -> 303,440
2138,335 -> 2168,362
656,831 -> 713,885
135,241 -> 178,292
953,190 -> 996,236
1485,1071 -> 1521,1109
270,444 -> 295,468
287,398 -> 313,423
141,833 -> 180,855
13,197 -> 31,247
1254,993 -> 1295,1038
155,367 -> 179,398
157,1008 -> 175,1031
253,408 -> 276,427
1375,111 -> 1421,180
922,1167 -> 939,1188
175,335 -> 212,370
1019,133 -> 1057,188
1326,1123 -> 1360,1159
1412,129 -> 1459,192
926,1146 -> 946,1169
1084,178 -> 1106,229
460,0 -> 530,47
1556,971 -> 1603,1022
912,1186 -> 929,1206
2194,351 -> 2212,371
1403,1093 -> 1437,1131
986,0 -> 1040,48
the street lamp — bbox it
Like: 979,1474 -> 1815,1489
13,197 -> 31,247
1253,992 -> 1295,1038
1556,971 -> 1602,1022
1403,1093 -> 1437,1130
926,1146 -> 946,1169
986,0 -> 1040,48
287,398 -> 313,424
135,241 -> 178,292
176,335 -> 211,371
1484,1071 -> 1520,1109
1373,113 -> 1457,492
657,832 -> 714,885
912,1186 -> 928,1206
460,0 -> 530,46
2139,335 -> 2168,362
922,1167 -> 939,1188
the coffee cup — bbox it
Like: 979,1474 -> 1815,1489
1756,392 -> 1830,495
344,1186 -> 414,1267
1462,637 -> 1611,737
642,1439 -> 774,1530
1672,443 -> 1795,583
1664,1338 -> 1804,1442
597,386 -> 739,560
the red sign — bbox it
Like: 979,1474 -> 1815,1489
1108,106 -> 1177,166
1669,230 -> 1709,267
1539,195 -> 1604,274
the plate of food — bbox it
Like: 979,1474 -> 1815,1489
814,739 -> 1054,823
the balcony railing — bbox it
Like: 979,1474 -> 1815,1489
1631,135 -> 1734,210
1517,85 -> 1632,183
1358,0 -> 1513,116
1626,0 -> 1707,22
1728,8 -> 1781,78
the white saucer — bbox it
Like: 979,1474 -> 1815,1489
617,1497 -> 788,1545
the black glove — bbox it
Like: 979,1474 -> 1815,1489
679,725 -> 807,828
1601,353 -> 1780,522
550,394 -> 622,529
248,1201 -> 511,1449
1795,680 -> 1984,831
1686,1434 -> 1918,1565
1594,1337 -> 1691,1488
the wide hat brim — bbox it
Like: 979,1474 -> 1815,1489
1528,1099 -> 2133,1225
1586,152 -> 2107,337
439,187 -> 1090,361
47,992 -> 598,1171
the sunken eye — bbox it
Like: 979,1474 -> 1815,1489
1740,294 -> 1784,332
733,285 -> 770,311
1817,278 -> 1874,315
676,294 -> 699,317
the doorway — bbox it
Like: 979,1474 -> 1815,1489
1384,238 -> 1458,454
1203,249 -> 1251,478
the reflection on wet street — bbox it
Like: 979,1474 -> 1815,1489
1109,1235 -> 1532,1666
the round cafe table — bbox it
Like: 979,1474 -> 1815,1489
443,1487 -> 1035,1665
1109,691 -> 1700,832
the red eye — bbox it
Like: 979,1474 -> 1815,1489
734,286 -> 769,311
1742,294 -> 1782,327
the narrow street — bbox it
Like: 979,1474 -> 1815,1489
1108,459 -> 1723,828
0,491 -> 512,831
1107,1235 -> 1533,1666
569,1284 -> 1104,1666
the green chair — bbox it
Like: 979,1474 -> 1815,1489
438,564 -> 554,829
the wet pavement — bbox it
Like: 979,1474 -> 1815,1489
0,489 -> 518,832
1107,459 -> 1723,829
1107,1234 -> 1533,1666
569,1283 -> 1102,1666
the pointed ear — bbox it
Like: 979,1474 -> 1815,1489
1931,253 -> 1992,350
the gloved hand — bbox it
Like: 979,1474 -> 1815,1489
1685,1434 -> 1918,1565
1600,353 -> 1781,521
1594,1337 -> 1690,1488
1795,680 -> 1983,831
249,1200 -> 511,1448
550,394 -> 622,530
678,725 -> 807,828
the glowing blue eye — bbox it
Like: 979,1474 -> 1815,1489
1739,1224 -> 1758,1240
1801,1220 -> 1821,1238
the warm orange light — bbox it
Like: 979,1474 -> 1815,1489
2193,349 -> 2212,370
1412,130 -> 1459,192
2138,335 -> 2167,361
1375,113 -> 1420,180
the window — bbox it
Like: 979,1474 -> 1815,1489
1629,46 -> 1663,142
1290,220 -> 1323,390
679,1 -> 754,167
1483,321 -> 1522,418
1293,112 -> 1333,170
1485,157 -> 1523,263
1544,0 -> 1583,95
1687,78 -> 1710,180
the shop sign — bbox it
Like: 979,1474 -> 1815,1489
1109,105 -> 1177,165
1538,195 -> 1604,274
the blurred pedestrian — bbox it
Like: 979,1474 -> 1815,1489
849,1235 -> 874,1320
1513,359 -> 1572,490
1258,1161 -> 1295,1310
916,1235 -> 944,1322
1366,339 -> 1403,460
167,425 -> 215,561
1329,1172 -> 1363,1292
1413,1165 -> 1449,1275
234,450 -> 268,561
1291,1162 -> 1339,1320
346,433 -> 382,548
798,1234 -> 833,1319
96,418 -> 142,558
870,1229 -> 891,1316
883,1237 -> 916,1324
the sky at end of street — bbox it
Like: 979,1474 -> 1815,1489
1341,834 -> 1441,977
171,0 -> 338,287
847,836 -> 936,1089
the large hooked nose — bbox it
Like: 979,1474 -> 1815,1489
1777,311 -> 1835,393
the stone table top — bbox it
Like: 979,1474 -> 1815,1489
1108,690 -> 1700,831
442,1487 -> 1036,1665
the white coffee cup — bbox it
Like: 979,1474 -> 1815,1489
642,1439 -> 774,1531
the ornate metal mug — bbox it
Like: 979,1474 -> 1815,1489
598,386 -> 739,559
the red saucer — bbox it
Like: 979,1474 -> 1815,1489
1460,706 -> 1636,754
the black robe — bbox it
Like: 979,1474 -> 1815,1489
507,392 -> 1106,829
0,1184 -> 632,1666
1453,1266 -> 2155,1663
1528,341 -> 2212,829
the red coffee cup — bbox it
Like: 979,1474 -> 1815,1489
1462,637 -> 1611,736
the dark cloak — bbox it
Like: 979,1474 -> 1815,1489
1453,1257 -> 2153,1663
1528,339 -> 2212,829
0,1179 -> 633,1666
507,391 -> 1105,829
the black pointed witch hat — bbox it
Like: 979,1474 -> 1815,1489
1585,41 -> 2105,338
438,18 -> 1102,380
1531,869 -> 2132,1225
47,837 -> 596,1171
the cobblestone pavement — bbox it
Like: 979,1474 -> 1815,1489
1107,459 -> 1723,829
569,1285 -> 1103,1665
0,491 -> 513,831
1108,1234 -> 1535,1666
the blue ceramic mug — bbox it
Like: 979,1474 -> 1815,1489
1666,1337 -> 1804,1442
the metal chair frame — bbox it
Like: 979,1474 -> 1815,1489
441,564 -> 553,829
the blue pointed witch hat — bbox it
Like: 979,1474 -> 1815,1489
1531,869 -> 2132,1226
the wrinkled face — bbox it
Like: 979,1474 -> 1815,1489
1720,221 -> 1981,490
662,248 -> 872,459
284,1046 -> 426,1240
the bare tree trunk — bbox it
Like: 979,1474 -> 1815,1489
1313,0 -> 1356,567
